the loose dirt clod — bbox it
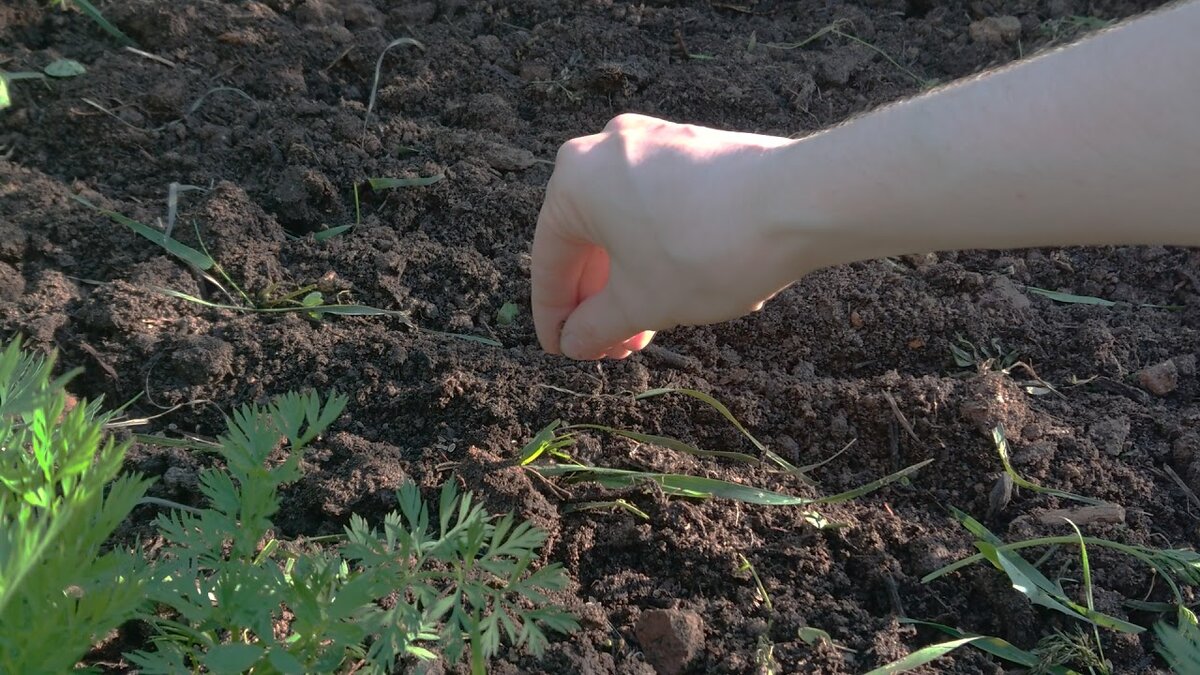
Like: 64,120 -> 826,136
635,609 -> 705,675
969,16 -> 1023,45
1137,359 -> 1179,396
1089,416 -> 1131,456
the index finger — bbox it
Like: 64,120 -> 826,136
531,195 -> 593,354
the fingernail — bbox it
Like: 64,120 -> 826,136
560,332 -> 582,359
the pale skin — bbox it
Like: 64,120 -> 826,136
531,0 -> 1200,361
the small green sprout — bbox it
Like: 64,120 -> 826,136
50,0 -> 136,46
522,388 -> 932,508
496,301 -> 520,326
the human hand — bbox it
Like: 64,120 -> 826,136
531,114 -> 803,360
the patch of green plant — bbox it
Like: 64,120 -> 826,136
950,335 -> 1020,372
949,336 -> 1059,396
1023,285 -> 1182,310
924,507 -> 1200,634
992,425 -> 1107,506
522,388 -> 932,509
0,337 -> 154,673
0,336 -> 572,672
74,194 -> 501,345
1154,606 -> 1200,672
1031,627 -> 1109,675
1,59 -> 87,111
50,0 -> 136,46
495,301 -> 520,326
736,554 -> 779,674
875,620 -> 1077,674
131,390 -> 577,674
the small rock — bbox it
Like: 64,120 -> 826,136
163,466 -> 198,490
481,142 -> 537,171
1137,359 -> 1179,396
635,609 -> 704,675
969,16 -> 1022,45
294,0 -> 343,26
980,275 -> 1032,312
901,252 -> 938,269
170,336 -> 235,385
473,34 -> 505,62
1174,354 -> 1197,377
1173,431 -> 1200,465
1089,416 -> 1131,456
959,372 -> 1031,435
578,602 -> 608,630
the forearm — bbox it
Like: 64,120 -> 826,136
767,0 -> 1200,269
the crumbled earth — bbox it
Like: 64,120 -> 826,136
2,0 -> 1196,673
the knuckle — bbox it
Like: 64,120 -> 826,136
604,112 -> 652,132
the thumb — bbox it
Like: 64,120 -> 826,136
559,286 -> 640,360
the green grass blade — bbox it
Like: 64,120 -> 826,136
70,0 -> 136,46
953,508 -> 1145,633
0,77 -> 9,110
636,388 -> 815,485
1155,607 -> 1200,672
811,459 -> 933,504
422,329 -> 502,347
314,225 -> 352,242
155,287 -> 501,345
993,425 -> 1106,506
368,175 -> 443,190
899,619 -> 1077,673
154,287 -> 401,316
518,421 -> 573,465
863,636 -> 983,674
1024,286 -> 1183,310
565,423 -> 763,465
74,196 -> 215,271
1026,287 -> 1116,306
531,465 -> 815,506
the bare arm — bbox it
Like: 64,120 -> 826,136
532,1 -> 1200,360
767,0 -> 1200,268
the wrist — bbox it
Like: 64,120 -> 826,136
755,127 -> 910,278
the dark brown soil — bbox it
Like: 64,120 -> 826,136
3,0 -> 1197,672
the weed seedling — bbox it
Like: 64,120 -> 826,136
1154,606 -> 1200,672
365,38 -> 425,131
992,425 -> 1107,506
736,554 -> 779,674
75,194 -> 502,345
1023,285 -> 1182,310
522,388 -> 932,508
50,0 -> 136,46
1,59 -> 86,110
